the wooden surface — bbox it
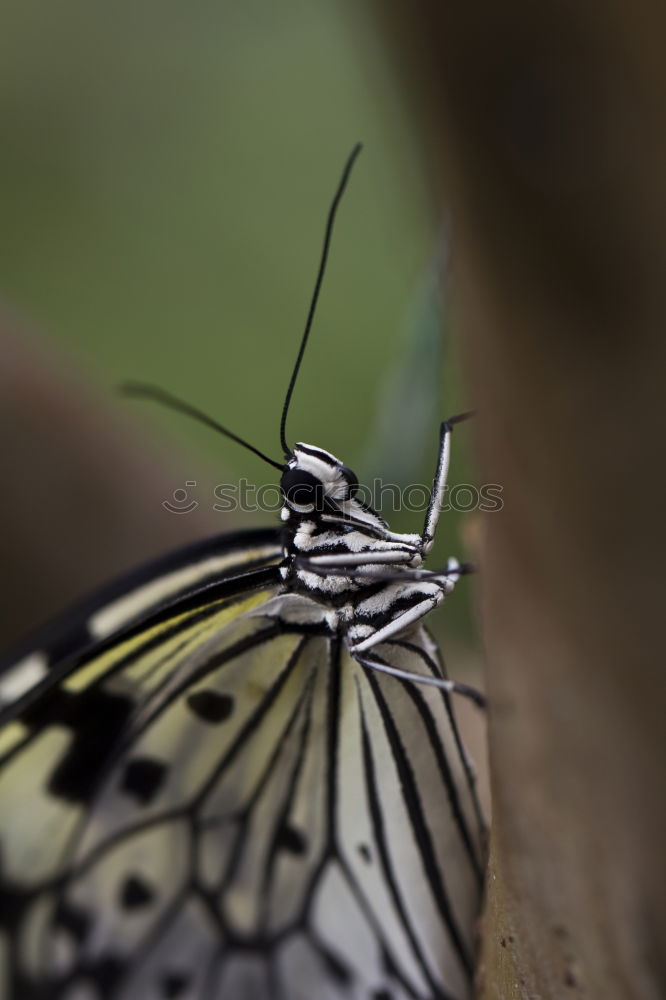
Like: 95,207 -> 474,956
374,3 -> 666,997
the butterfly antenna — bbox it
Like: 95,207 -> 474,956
122,382 -> 284,471
279,142 -> 363,456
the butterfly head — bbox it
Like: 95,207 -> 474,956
280,444 -> 357,516
280,443 -> 387,528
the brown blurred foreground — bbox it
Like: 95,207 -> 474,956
376,3 -> 666,998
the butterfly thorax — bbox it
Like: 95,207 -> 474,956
272,443 -> 452,652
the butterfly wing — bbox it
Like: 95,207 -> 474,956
332,634 -> 484,1000
0,587 -> 481,1000
0,528 -> 282,722
0,529 -> 285,997
0,531 -> 483,1000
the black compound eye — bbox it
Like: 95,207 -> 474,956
280,468 -> 324,509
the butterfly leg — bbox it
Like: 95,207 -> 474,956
302,547 -> 419,570
348,583 -> 486,706
420,413 -> 472,557
295,556 -> 469,585
355,649 -> 486,705
348,578 -> 452,652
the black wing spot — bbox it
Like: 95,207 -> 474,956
358,843 -> 372,863
53,899 -> 91,944
186,690 -> 234,724
276,824 -> 307,855
0,878 -> 30,927
121,757 -> 167,805
160,971 -> 191,997
371,991 -> 394,1000
46,690 -> 134,803
120,874 -> 155,910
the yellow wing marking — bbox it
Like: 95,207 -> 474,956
65,589 -> 272,695
0,721 -> 29,758
88,544 -> 280,640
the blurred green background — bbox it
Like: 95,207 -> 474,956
0,0 -> 479,643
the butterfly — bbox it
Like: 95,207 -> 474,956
0,145 -> 486,1000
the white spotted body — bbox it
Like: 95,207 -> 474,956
278,440 -> 459,655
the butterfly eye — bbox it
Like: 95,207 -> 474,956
280,468 -> 324,510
